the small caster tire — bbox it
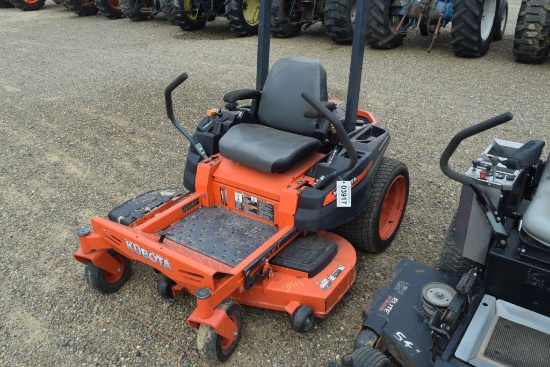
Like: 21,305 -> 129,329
157,274 -> 176,299
291,305 -> 315,333
85,250 -> 131,294
197,300 -> 242,363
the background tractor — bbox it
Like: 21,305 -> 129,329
174,0 -> 260,36
513,0 -> 550,63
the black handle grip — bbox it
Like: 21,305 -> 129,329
164,72 -> 188,122
439,112 -> 513,186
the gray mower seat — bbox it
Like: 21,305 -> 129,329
523,162 -> 550,247
219,57 -> 327,173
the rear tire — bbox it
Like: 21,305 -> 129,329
11,0 -> 46,11
334,157 -> 409,253
451,0 -> 497,57
347,347 -> 391,367
176,0 -> 207,30
492,0 -> 507,41
439,212 -> 478,276
119,0 -> 151,20
366,0 -> 404,49
94,0 -> 123,19
271,0 -> 302,38
65,0 -> 99,15
225,0 -> 259,37
324,0 -> 357,44
513,0 -> 550,64
85,250 -> 132,294
197,300 -> 242,363
0,0 -> 15,8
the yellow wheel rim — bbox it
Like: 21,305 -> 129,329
242,0 -> 259,25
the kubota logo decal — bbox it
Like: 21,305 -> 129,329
126,240 -> 172,271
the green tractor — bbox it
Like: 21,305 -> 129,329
513,0 -> 550,63
174,0 -> 260,36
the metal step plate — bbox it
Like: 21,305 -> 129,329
165,206 -> 278,267
455,294 -> 550,367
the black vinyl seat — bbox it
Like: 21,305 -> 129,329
219,57 -> 328,173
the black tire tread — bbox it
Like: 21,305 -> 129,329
64,0 -> 99,15
366,0 -> 404,49
451,0 -> 495,57
11,0 -> 46,10
0,0 -> 15,9
324,0 -> 355,44
513,0 -> 550,64
350,347 -> 391,367
94,0 -> 123,19
119,0 -> 150,20
270,0 -> 302,38
334,157 -> 409,253
439,212 -> 478,276
175,0 -> 207,30
225,0 -> 259,37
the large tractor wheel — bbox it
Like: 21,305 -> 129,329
65,0 -> 99,15
160,0 -> 176,22
492,0 -> 507,41
271,0 -> 302,38
176,0 -> 207,30
439,212 -> 478,276
324,0 -> 357,45
225,0 -> 260,37
119,0 -> 150,20
94,0 -> 123,18
451,0 -> 497,57
0,0 -> 15,8
334,157 -> 409,253
366,0 -> 404,49
513,0 -> 550,64
11,0 -> 46,11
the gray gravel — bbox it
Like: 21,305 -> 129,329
1,1 -> 549,366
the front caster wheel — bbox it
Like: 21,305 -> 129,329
291,305 -> 315,333
157,274 -> 176,299
197,300 -> 243,363
85,250 -> 131,294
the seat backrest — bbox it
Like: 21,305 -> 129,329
258,57 -> 328,136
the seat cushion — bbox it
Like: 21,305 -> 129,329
219,124 -> 321,173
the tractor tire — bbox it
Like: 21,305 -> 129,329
439,212 -> 478,276
347,347 -> 391,367
492,0 -> 507,41
119,0 -> 150,20
366,0 -> 404,49
334,157 -> 409,253
271,0 -> 302,38
176,0 -> 207,30
324,0 -> 357,45
513,0 -> 550,64
94,0 -> 123,18
0,0 -> 15,8
197,300 -> 242,363
450,0 -> 497,57
225,0 -> 260,37
85,250 -> 132,294
65,0 -> 99,15
11,0 -> 46,11
160,0 -> 176,22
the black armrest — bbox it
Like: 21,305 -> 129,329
223,89 -> 261,103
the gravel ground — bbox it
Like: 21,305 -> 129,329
1,2 -> 549,366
